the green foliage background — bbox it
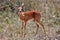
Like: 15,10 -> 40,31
0,0 -> 60,40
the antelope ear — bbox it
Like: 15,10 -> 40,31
21,3 -> 24,6
17,6 -> 19,9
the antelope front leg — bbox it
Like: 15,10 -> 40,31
22,21 -> 26,37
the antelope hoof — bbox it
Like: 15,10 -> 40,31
22,33 -> 26,37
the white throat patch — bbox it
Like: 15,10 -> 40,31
22,12 -> 25,16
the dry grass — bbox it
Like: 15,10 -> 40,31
0,12 -> 60,40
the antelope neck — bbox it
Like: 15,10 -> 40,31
18,11 -> 25,16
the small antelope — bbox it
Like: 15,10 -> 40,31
18,3 -> 46,37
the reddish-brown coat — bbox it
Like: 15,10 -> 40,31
18,11 -> 41,22
18,11 -> 46,37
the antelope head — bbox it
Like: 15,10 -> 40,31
18,3 -> 24,12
